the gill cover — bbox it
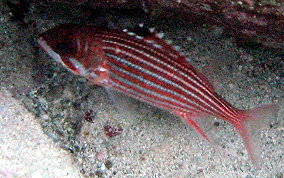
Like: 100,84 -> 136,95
38,24 -> 110,85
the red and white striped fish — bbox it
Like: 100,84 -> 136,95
38,24 -> 279,166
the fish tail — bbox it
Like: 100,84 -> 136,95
232,104 -> 280,167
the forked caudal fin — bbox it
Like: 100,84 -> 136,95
232,104 -> 280,167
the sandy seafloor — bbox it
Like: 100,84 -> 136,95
0,2 -> 283,178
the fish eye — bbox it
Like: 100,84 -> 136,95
54,41 -> 77,55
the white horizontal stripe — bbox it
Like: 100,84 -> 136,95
111,79 -> 195,114
103,45 -> 238,118
110,70 -> 200,113
96,33 -> 239,117
106,53 -> 218,115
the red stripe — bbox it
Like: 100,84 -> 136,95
102,43 -> 238,119
104,48 -> 222,116
99,35 -> 239,116
109,70 -> 199,114
94,31 -> 240,119
110,78 -> 198,114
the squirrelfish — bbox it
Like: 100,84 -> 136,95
38,24 -> 279,166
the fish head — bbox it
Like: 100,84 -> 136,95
38,24 -> 106,79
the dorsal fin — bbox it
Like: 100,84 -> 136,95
123,23 -> 153,39
122,24 -> 215,92
147,36 -> 216,92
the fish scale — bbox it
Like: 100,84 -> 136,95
101,34 -> 238,117
100,38 -> 238,119
38,24 -> 280,167
106,53 -> 216,114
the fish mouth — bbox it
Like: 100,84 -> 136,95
37,37 -> 63,64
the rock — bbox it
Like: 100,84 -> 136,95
29,0 -> 283,48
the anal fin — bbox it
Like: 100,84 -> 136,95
176,111 -> 212,143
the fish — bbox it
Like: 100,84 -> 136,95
38,23 -> 280,166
